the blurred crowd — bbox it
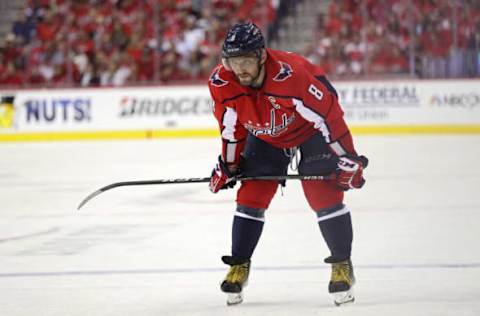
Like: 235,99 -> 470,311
0,0 -> 275,87
1,0 -> 479,88
306,0 -> 480,78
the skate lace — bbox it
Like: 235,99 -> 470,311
226,263 -> 249,284
331,263 -> 352,284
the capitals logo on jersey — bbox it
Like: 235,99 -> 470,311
273,61 -> 293,81
210,67 -> 228,87
244,107 -> 296,137
268,96 -> 281,109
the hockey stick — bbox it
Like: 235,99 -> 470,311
77,174 -> 332,210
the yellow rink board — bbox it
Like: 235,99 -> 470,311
1,125 -> 480,142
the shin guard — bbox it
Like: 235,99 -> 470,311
231,204 -> 265,260
316,203 -> 353,261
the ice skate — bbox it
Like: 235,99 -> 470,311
220,256 -> 250,305
325,257 -> 355,306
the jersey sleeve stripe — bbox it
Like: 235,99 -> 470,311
223,138 -> 246,144
292,98 -> 331,143
329,141 -> 347,156
225,142 -> 237,163
223,138 -> 245,163
221,107 -> 238,141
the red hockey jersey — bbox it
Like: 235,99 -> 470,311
208,48 -> 355,165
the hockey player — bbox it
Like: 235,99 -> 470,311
208,22 -> 367,306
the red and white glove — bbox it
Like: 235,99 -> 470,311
209,156 -> 238,193
336,155 -> 368,191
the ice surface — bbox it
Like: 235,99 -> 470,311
0,136 -> 479,316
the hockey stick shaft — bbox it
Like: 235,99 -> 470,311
77,174 -> 332,210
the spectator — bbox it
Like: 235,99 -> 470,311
36,8 -> 60,42
0,62 -> 24,86
38,56 -> 55,83
111,53 -> 133,86
80,61 -> 101,87
343,34 -> 366,75
12,10 -> 36,44
100,58 -> 117,86
136,47 -> 155,82
27,65 -> 46,85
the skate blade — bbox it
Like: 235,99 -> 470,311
226,292 -> 243,306
332,289 -> 354,306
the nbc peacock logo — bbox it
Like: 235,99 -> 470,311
0,96 -> 15,128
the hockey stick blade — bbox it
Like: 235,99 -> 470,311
77,174 -> 332,210
77,177 -> 211,210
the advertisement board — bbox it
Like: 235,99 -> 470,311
335,80 -> 480,125
0,86 -> 212,133
1,80 -> 479,141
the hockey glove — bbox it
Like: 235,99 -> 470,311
335,155 -> 368,191
209,156 -> 238,193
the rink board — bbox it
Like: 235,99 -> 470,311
1,79 -> 479,141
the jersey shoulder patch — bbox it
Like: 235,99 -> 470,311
209,66 -> 229,87
273,61 -> 293,82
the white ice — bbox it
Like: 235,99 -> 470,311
0,135 -> 479,316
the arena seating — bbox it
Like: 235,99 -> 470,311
0,0 -> 478,88
0,0 -> 275,87
309,0 -> 480,78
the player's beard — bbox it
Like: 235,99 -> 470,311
235,72 -> 255,86
235,67 -> 260,86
